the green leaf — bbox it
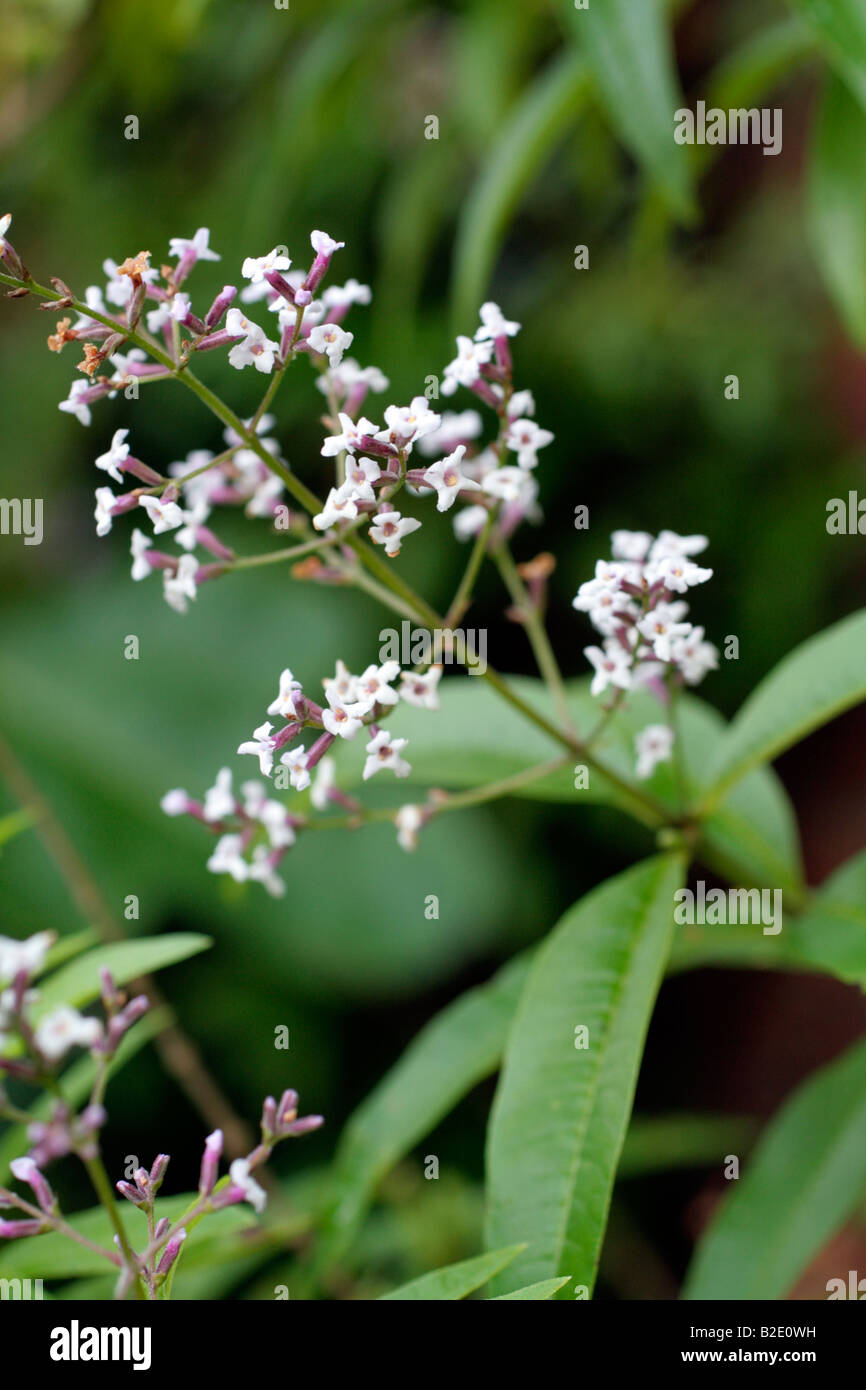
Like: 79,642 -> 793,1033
33,934 -> 212,1017
808,74 -> 866,346
492,1276 -> 571,1300
0,808 -> 34,849
318,953 -> 532,1266
618,1113 -> 758,1178
787,0 -> 866,111
451,51 -> 591,327
485,854 -> 685,1298
567,0 -> 694,221
702,609 -> 866,806
379,1244 -> 525,1300
683,1035 -> 866,1299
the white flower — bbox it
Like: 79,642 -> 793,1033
572,560 -> 632,612
34,1006 -> 101,1060
321,279 -> 371,309
267,669 -> 303,720
669,626 -> 719,685
308,323 -> 353,367
247,847 -> 286,898
0,932 -> 54,985
453,505 -> 489,542
74,284 -> 108,331
399,665 -> 442,710
163,554 -> 199,614
636,604 -> 693,663
353,661 -> 401,709
317,359 -> 388,397
225,308 -> 279,373
0,212 -> 12,251
94,487 -> 117,537
237,721 -> 276,777
175,498 -> 211,551
369,509 -> 422,557
648,530 -> 709,561
363,729 -> 411,781
241,248 -> 291,283
312,483 -> 360,531
160,789 -> 189,816
395,804 -> 423,851
310,230 -> 345,257
415,410 -> 484,458
507,389 -> 535,419
634,724 -> 675,781
505,418 -> 553,470
246,474 -> 285,518
58,380 -> 93,427
585,588 -> 639,636
482,466 -> 532,504
441,336 -> 493,394
343,456 -> 381,502
169,292 -> 191,323
260,803 -> 295,851
375,397 -> 441,450
146,302 -> 172,334
95,428 -> 130,483
139,495 -> 184,534
322,690 -> 365,740
422,445 -> 481,512
584,640 -> 634,697
280,746 -> 311,792
229,1156 -> 267,1213
203,768 -> 235,822
130,528 -> 154,582
648,552 -> 713,594
207,834 -> 248,882
611,530 -> 653,562
310,756 -> 336,810
169,227 -> 220,262
322,659 -> 359,705
474,301 -> 521,341
321,412 -> 380,457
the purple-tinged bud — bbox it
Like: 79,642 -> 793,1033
10,1157 -> 55,1213
284,1114 -> 325,1137
127,281 -> 147,328
116,1181 -> 145,1206
205,285 -> 237,329
0,1218 -> 46,1237
119,360 -> 169,378
107,994 -> 150,1048
277,1089 -> 299,1125
199,1128 -> 223,1197
303,231 -> 345,295
153,1217 -> 171,1243
121,457 -> 164,487
149,1154 -> 170,1192
195,527 -> 235,562
264,269 -> 296,305
156,1227 -> 186,1275
196,329 -> 242,351
304,733 -> 336,772
134,1168 -> 150,1193
261,1096 -> 278,1139
99,967 -> 117,1005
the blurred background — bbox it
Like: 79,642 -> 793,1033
1,0 -> 865,1297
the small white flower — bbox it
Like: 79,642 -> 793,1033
474,301 -> 521,341
322,659 -> 359,705
130,528 -> 154,582
139,495 -> 184,534
399,665 -> 442,710
321,279 -> 371,309
572,560 -> 632,612
634,724 -> 675,781
453,505 -> 489,542
649,552 -> 713,594
310,756 -> 336,810
237,721 -> 276,777
58,380 -> 93,427
505,418 -> 553,470
247,847 -> 286,898
395,804 -> 424,851
481,466 -> 532,504
506,389 -> 535,419
267,669 -> 303,720
308,322 -> 353,367
160,789 -> 188,816
415,410 -> 484,458
636,604 -> 693,663
169,292 -> 191,322
648,530 -> 709,561
0,932 -> 54,985
322,690 -> 365,740
225,308 -> 279,373
163,554 -> 199,614
584,641 -> 634,697
34,1006 -> 101,1060
363,729 -> 411,781
441,336 -> 493,394
611,530 -> 653,562
353,661 -> 401,709
0,212 -> 12,251
375,397 -> 441,450
146,301 -> 172,334
422,445 -> 481,512
320,411 -> 380,457
669,626 -> 719,685
342,456 -> 381,502
368,509 -> 421,557
94,487 -> 117,537
586,589 -> 639,636
207,834 -> 248,882
241,248 -> 291,284
203,768 -> 235,822
175,498 -> 211,551
310,230 -> 345,258
312,483 -> 360,531
280,745 -> 311,792
95,428 -> 130,484
169,227 -> 220,262
229,1156 -> 267,1212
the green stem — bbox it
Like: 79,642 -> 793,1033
81,1153 -> 144,1299
444,510 -> 494,628
491,539 -> 575,737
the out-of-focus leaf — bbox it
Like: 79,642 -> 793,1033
485,854 -> 685,1298
379,1243 -> 524,1300
702,609 -> 866,805
683,1036 -> 866,1299
566,0 -> 694,221
808,74 -> 866,346
617,1113 -> 758,1178
34,934 -> 211,1016
787,0 -> 866,111
492,1276 -> 571,1300
0,807 -> 34,848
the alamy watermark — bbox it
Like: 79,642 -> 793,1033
379,620 -> 487,675
674,101 -> 782,157
674,881 -> 783,935
0,1277 -> 43,1299
0,497 -> 43,545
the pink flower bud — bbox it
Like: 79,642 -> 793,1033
205,285 -> 237,329
156,1227 -> 186,1275
199,1128 -> 223,1197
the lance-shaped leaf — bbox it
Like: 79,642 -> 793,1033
683,1035 -> 866,1299
485,853 -> 685,1297
808,74 -> 866,347
380,1244 -> 524,1300
787,0 -> 866,112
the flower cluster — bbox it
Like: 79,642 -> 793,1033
162,657 -> 443,892
573,530 -> 718,780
